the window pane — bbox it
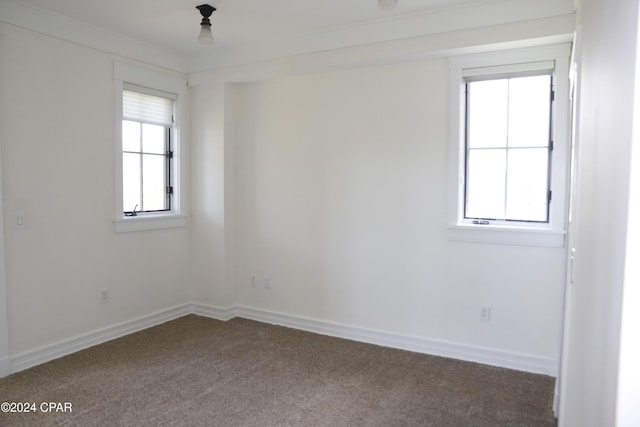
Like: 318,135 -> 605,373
122,120 -> 140,152
508,75 -> 551,148
506,148 -> 549,221
123,152 -> 141,212
142,154 -> 166,211
466,149 -> 506,219
142,123 -> 166,154
468,80 -> 508,148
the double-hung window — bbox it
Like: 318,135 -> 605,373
114,62 -> 187,232
464,73 -> 553,223
122,87 -> 174,215
448,45 -> 570,247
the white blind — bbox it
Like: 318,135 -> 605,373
462,60 -> 554,82
123,89 -> 173,126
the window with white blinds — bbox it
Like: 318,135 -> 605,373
121,86 -> 175,215
123,87 -> 174,126
114,62 -> 187,232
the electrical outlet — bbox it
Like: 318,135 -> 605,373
250,274 -> 257,288
480,305 -> 491,321
263,276 -> 271,289
100,288 -> 110,304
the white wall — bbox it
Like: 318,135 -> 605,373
0,24 -> 190,357
229,59 -> 566,365
0,6 -> 573,380
559,0 -> 639,425
617,22 -> 640,422
189,81 -> 237,308
0,106 -> 9,376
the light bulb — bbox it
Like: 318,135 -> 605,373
198,25 -> 214,44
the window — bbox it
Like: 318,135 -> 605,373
448,45 -> 570,247
122,87 -> 174,215
464,73 -> 553,223
114,62 -> 187,232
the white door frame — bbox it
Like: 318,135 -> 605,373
555,26 -> 582,420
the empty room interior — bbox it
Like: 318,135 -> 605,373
0,0 -> 639,425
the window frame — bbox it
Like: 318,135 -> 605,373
122,85 -> 175,215
463,72 -> 554,224
114,62 -> 187,232
447,45 -> 571,247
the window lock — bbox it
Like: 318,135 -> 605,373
124,204 -> 138,217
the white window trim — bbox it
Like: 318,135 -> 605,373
447,44 -> 571,247
113,62 -> 188,232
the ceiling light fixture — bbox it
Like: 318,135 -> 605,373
196,4 -> 216,44
378,0 -> 398,10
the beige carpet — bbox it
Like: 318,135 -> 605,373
0,315 -> 557,426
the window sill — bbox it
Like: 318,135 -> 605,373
447,224 -> 565,248
114,213 -> 188,233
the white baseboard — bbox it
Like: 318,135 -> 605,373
228,305 -> 558,377
6,302 -> 557,378
10,304 -> 191,374
191,303 -> 237,321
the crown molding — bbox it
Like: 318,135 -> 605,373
0,0 -> 574,75
188,13 -> 575,85
0,0 -> 188,73
188,0 -> 575,72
